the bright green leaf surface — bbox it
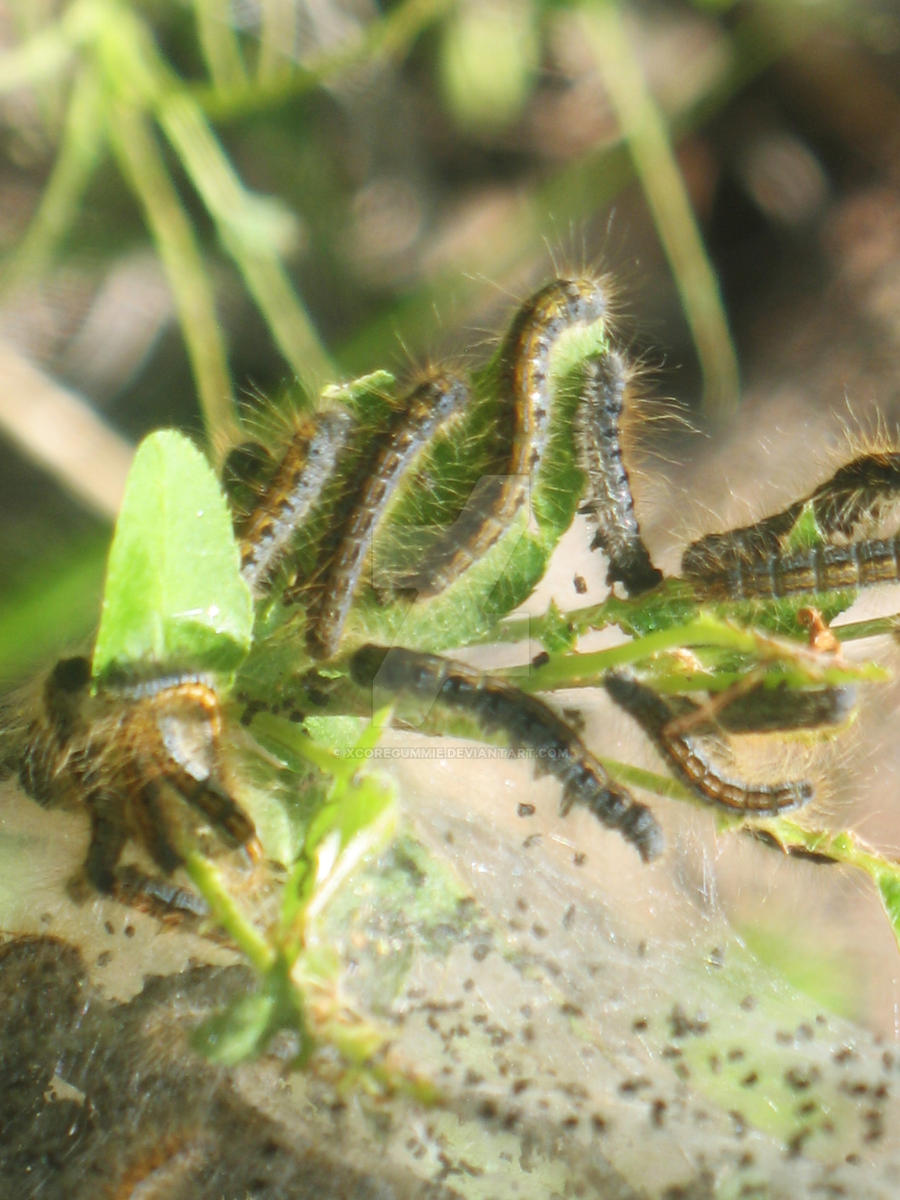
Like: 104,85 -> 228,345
93,430 -> 253,679
875,868 -> 900,952
193,989 -> 279,1066
786,500 -> 824,551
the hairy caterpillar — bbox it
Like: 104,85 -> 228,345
12,656 -> 258,913
306,374 -> 469,659
700,681 -> 856,735
396,277 -> 613,597
234,409 -> 353,595
688,535 -> 900,601
604,671 -> 813,815
350,644 -> 664,862
683,451 -> 900,582
574,348 -> 662,595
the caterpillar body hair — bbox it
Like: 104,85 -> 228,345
682,451 -> 900,581
236,409 -> 353,596
808,451 -> 900,537
16,658 -> 258,902
681,503 -> 805,578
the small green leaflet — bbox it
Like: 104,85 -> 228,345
93,430 -> 254,679
875,867 -> 900,954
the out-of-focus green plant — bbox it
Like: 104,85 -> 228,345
0,0 -> 872,682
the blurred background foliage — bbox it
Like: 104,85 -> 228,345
0,0 -> 899,681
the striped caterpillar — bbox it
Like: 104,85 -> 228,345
603,672 -> 813,816
683,450 -> 900,596
234,410 -> 353,596
230,275 -> 662,637
211,286 -> 895,860
574,348 -> 662,596
304,373 -> 469,659
9,270 -> 890,931
687,533 -> 900,601
392,276 -> 658,599
392,279 -> 610,596
350,644 -> 663,862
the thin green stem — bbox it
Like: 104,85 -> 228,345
501,614 -> 757,689
158,92 -> 334,397
1,67 -> 104,295
472,580 -> 699,649
250,710 -> 351,780
499,614 -> 887,692
183,851 -> 275,972
95,1 -> 329,424
105,99 -> 236,449
256,0 -> 297,82
192,0 -> 457,120
833,613 -> 900,643
601,756 -> 692,802
194,0 -> 248,90
584,0 -> 739,422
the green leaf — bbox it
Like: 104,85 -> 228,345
305,762 -> 396,860
321,368 -> 395,412
192,989 -> 279,1066
538,600 -> 576,652
347,316 -> 614,656
93,430 -> 253,679
192,964 -> 311,1066
875,867 -> 900,952
785,500 -> 823,552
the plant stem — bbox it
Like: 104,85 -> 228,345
158,93 -> 334,397
193,0 -> 457,119
184,851 -> 275,972
1,67 -> 104,293
584,0 -> 739,422
105,98 -> 237,449
193,0 -> 248,90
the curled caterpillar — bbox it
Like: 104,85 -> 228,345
604,671 -> 813,815
16,656 -> 258,913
